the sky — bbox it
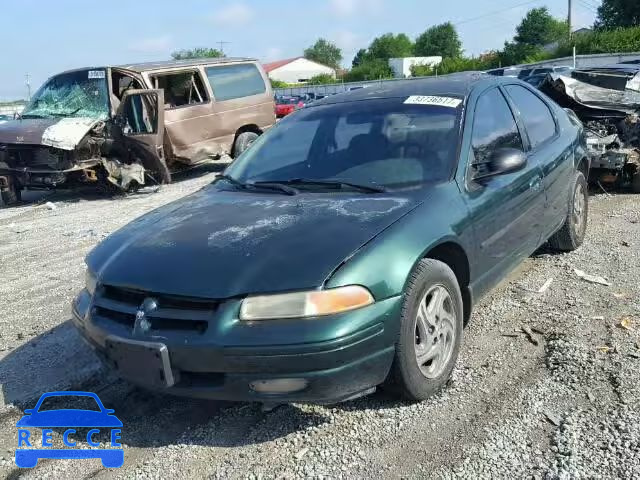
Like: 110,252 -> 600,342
0,0 -> 599,101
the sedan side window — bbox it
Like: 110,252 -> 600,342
470,88 -> 524,177
504,85 -> 556,149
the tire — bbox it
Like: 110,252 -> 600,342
631,171 -> 640,194
233,131 -> 259,158
387,259 -> 464,401
0,175 -> 21,206
548,171 -> 588,252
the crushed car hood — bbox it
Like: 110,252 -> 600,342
540,74 -> 640,118
0,117 -> 100,150
87,185 -> 423,299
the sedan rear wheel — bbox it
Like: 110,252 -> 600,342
387,259 -> 463,401
549,171 -> 588,252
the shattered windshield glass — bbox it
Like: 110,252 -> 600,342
21,69 -> 109,120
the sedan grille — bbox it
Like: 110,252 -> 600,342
92,285 -> 219,334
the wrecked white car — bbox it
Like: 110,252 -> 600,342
540,66 -> 640,192
0,59 -> 275,205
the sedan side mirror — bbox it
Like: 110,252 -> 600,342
475,148 -> 527,180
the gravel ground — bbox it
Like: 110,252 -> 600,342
0,171 -> 639,479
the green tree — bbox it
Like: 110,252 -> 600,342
270,79 -> 288,89
306,73 -> 337,85
595,0 -> 640,29
344,59 -> 393,81
171,47 -> 224,60
514,7 -> 569,46
499,41 -> 543,66
554,25 -> 640,56
352,48 -> 369,68
304,38 -> 343,69
367,33 -> 414,60
414,22 -> 463,59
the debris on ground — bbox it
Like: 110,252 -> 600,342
294,448 -> 309,460
597,345 -> 614,354
44,201 -> 57,211
544,410 -> 562,426
619,317 -> 634,331
574,268 -> 612,286
521,325 -> 540,345
538,277 -> 554,293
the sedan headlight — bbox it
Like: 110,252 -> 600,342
85,269 -> 97,295
240,285 -> 374,321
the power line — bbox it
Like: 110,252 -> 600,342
576,0 -> 598,14
580,0 -> 600,9
453,0 -> 543,26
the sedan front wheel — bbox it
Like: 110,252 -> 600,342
388,259 -> 464,401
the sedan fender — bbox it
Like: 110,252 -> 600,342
325,183 -> 474,315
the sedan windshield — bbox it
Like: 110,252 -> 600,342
227,97 -> 462,189
21,69 -> 110,120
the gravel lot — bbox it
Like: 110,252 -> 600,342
0,167 -> 639,479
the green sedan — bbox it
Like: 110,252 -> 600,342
73,73 -> 589,403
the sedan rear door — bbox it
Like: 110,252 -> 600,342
502,84 -> 574,238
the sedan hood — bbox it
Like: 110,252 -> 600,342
88,186 -> 423,299
0,117 -> 100,150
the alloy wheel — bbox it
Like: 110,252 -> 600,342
414,285 -> 457,379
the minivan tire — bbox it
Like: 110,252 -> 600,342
549,171 -> 588,252
387,259 -> 463,401
631,170 -> 640,194
233,132 -> 259,158
0,176 -> 21,206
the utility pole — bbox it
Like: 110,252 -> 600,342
217,41 -> 231,56
25,74 -> 31,102
568,0 -> 573,39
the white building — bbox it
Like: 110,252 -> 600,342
263,57 -> 336,84
388,57 -> 442,78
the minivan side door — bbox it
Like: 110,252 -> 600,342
502,84 -> 574,237
147,68 -> 213,163
116,89 -> 171,183
460,86 -> 547,299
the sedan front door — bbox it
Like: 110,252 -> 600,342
460,86 -> 547,298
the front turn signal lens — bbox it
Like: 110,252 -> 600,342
240,285 -> 374,321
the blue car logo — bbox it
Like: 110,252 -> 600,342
15,391 -> 123,468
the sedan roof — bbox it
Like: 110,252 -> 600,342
312,72 -> 502,106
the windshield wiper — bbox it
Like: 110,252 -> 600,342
247,181 -> 298,195
217,174 -> 298,196
50,107 -> 82,117
256,178 -> 387,193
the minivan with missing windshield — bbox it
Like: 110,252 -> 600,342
0,58 -> 274,204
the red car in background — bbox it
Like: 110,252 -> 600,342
275,96 -> 305,118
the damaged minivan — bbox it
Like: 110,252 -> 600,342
0,58 -> 275,205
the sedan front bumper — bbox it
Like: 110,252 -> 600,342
72,290 -> 401,403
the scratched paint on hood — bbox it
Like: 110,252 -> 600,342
41,117 -> 99,150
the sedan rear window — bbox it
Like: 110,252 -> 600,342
227,97 -> 462,188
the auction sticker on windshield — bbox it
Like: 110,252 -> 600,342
404,95 -> 462,108
88,70 -> 105,79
